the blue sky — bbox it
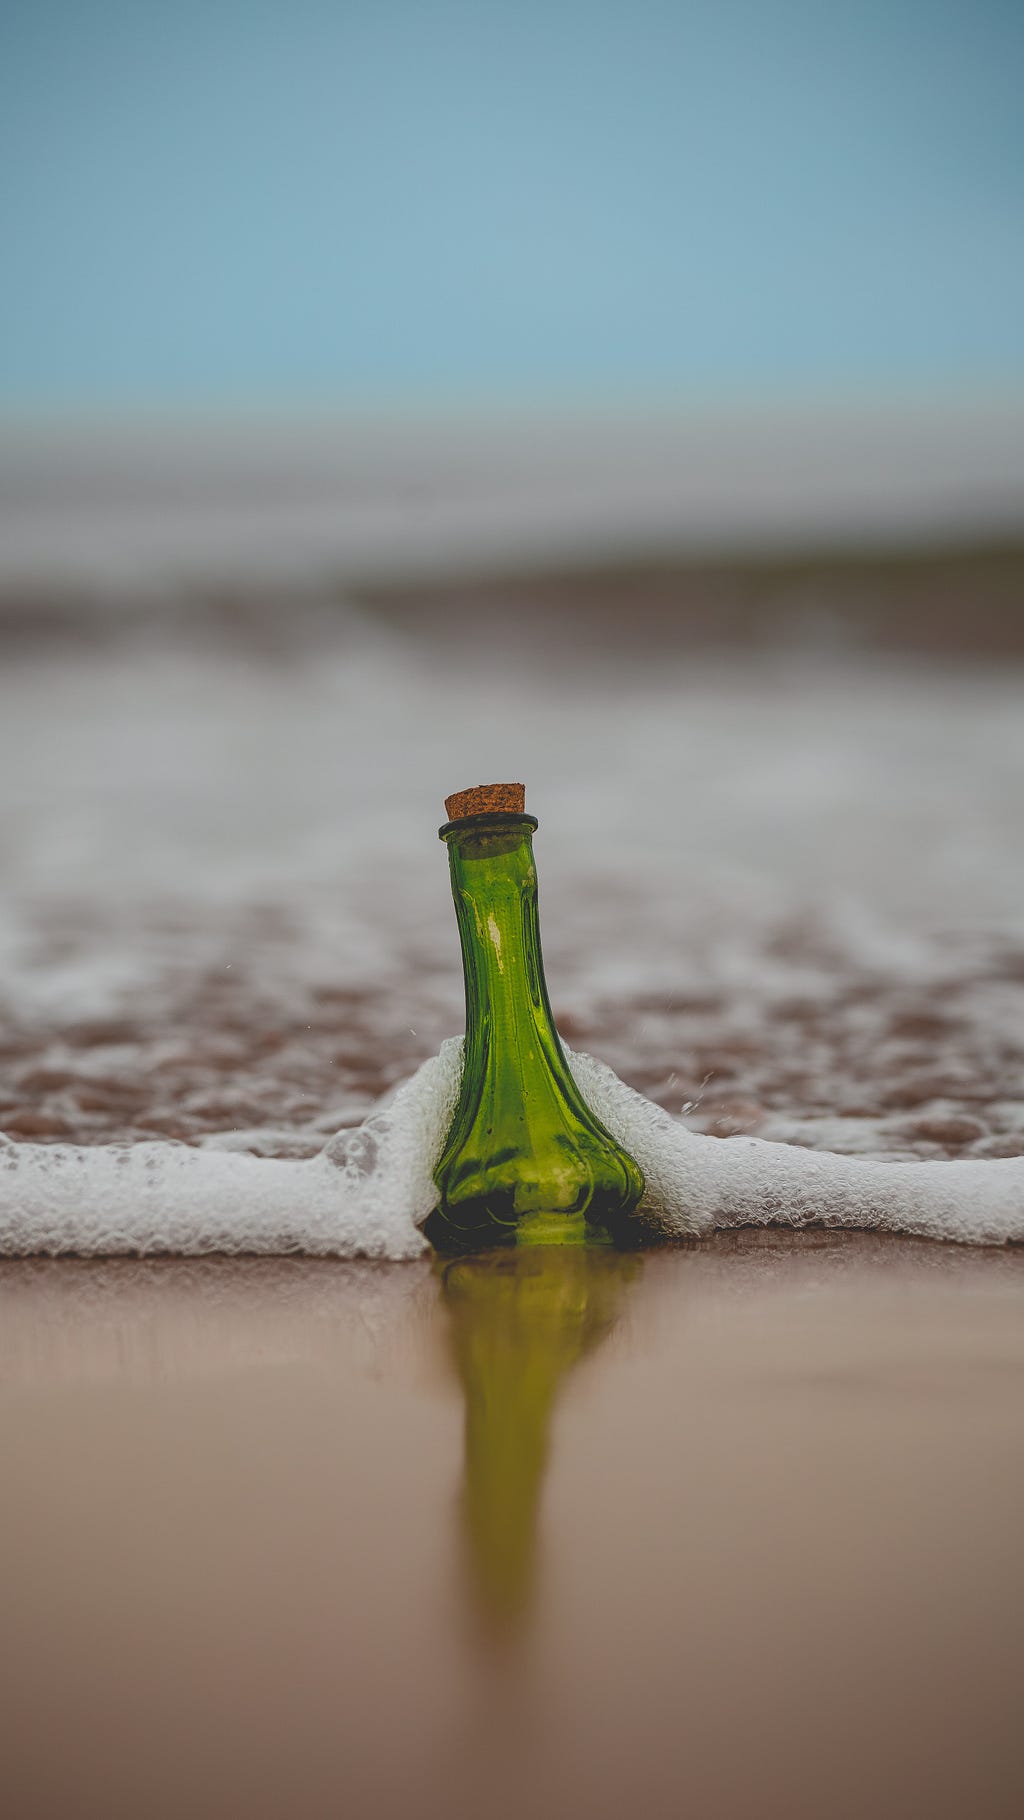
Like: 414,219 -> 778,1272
1,0 -> 1022,409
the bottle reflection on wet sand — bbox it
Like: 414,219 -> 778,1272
437,1246 -> 641,1639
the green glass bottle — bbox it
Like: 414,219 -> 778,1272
424,783 -> 644,1253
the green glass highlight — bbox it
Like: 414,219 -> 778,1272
424,811 -> 644,1253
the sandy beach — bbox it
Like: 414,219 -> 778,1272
4,0 -> 1024,1805
1,515 -> 1022,1813
1,1232 -> 1021,1820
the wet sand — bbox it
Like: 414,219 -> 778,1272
2,1231 -> 1022,1820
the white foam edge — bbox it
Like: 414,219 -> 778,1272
0,1039 -> 1020,1256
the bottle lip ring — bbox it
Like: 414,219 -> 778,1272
439,811 -> 539,841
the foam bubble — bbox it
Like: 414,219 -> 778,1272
1,1042 -> 1020,1256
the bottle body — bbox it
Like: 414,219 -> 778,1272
424,813 -> 643,1253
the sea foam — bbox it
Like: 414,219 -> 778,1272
1,1041 -> 1020,1256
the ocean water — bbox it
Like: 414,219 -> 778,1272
0,602 -> 1022,1252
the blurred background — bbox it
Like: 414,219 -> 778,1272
1,0 -> 1022,1162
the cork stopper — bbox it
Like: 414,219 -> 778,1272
444,782 -> 526,822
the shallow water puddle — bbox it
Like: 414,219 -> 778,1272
0,1232 -> 1022,1820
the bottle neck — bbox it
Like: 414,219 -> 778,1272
443,815 -> 563,1080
